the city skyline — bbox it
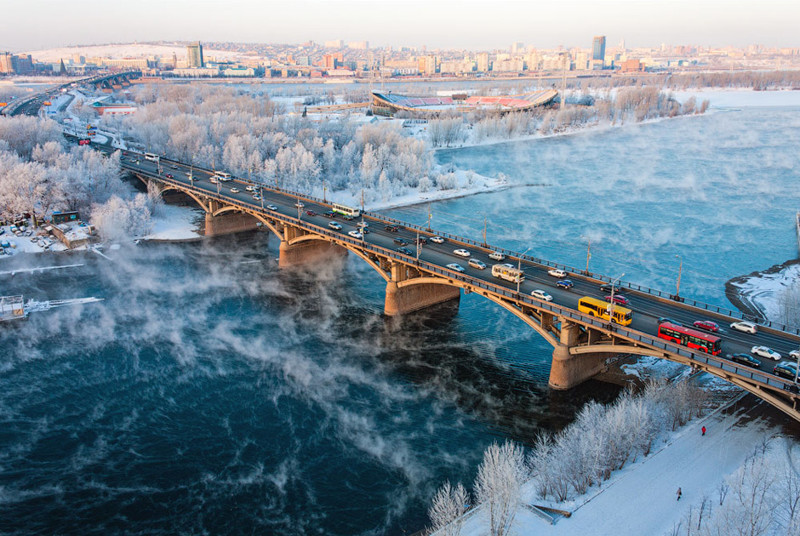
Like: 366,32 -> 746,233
2,0 -> 799,53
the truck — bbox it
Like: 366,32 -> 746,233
491,264 -> 524,283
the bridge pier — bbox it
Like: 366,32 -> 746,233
548,321 -> 609,390
279,239 -> 347,268
204,210 -> 260,237
384,281 -> 461,316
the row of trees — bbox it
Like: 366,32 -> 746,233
108,85 -> 437,204
428,379 -> 708,536
0,115 -> 152,239
426,87 -> 708,147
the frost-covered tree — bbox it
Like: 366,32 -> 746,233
474,440 -> 526,536
428,481 -> 469,536
90,194 -> 152,241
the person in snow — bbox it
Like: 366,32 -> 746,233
677,487 -> 682,501
702,426 -> 706,436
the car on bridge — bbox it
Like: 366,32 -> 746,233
468,259 -> 486,270
727,353 -> 760,368
431,236 -> 445,244
245,185 -> 256,192
531,289 -> 553,302
730,320 -> 758,334
165,173 -> 173,179
266,204 -> 278,211
556,279 -> 574,290
252,194 -> 261,201
230,188 -> 240,193
323,211 -> 336,218
306,210 -> 317,217
774,362 -> 798,381
328,222 -> 342,230
548,269 -> 567,278
692,320 -> 720,333
348,230 -> 363,239
396,247 -> 413,256
790,349 -> 800,360
489,252 -> 506,261
453,248 -> 470,257
295,201 -> 304,208
446,263 -> 465,273
751,346 -> 781,361
393,238 -> 408,246
416,237 -> 428,245
605,295 -> 629,305
384,225 -> 400,232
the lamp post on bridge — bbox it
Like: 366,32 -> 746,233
674,255 -> 683,301
517,247 -> 532,295
607,272 -> 625,322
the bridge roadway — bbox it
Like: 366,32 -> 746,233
95,144 -> 800,421
0,71 -> 141,117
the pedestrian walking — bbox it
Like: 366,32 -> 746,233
702,426 -> 706,436
677,487 -> 682,501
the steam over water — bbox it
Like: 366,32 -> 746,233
2,105 -> 799,534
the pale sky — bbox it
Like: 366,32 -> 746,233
2,0 -> 799,52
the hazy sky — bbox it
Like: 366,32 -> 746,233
3,0 -> 799,52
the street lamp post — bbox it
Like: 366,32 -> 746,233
607,272 -> 626,321
260,186 -> 264,210
517,247 -> 532,294
675,255 -> 683,298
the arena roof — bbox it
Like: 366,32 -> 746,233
371,89 -> 558,115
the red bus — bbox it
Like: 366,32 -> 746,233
657,322 -> 721,355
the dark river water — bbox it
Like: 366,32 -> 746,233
2,104 -> 799,535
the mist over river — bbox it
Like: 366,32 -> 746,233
2,101 -> 800,534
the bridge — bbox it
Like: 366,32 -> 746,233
0,71 -> 141,117
95,145 -> 800,422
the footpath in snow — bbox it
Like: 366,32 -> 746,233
460,402 -> 770,536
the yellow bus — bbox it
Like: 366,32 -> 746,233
578,296 -> 633,326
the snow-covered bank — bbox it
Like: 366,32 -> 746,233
726,259 -> 800,330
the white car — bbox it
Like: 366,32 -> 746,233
430,236 -> 445,244
328,222 -> 342,230
730,320 -> 758,334
548,269 -> 567,278
453,248 -> 471,257
230,187 -> 240,193
468,259 -> 486,270
266,204 -> 278,211
295,201 -> 305,208
489,252 -> 506,261
446,263 -> 465,273
531,289 -> 553,302
789,349 -> 800,360
751,346 -> 781,361
245,185 -> 256,192
348,230 -> 363,239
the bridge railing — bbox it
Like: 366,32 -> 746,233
123,162 -> 800,337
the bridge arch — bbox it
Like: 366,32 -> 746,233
160,184 -> 211,213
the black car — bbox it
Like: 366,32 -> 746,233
395,247 -> 413,256
323,211 -> 336,218
393,238 -> 408,245
600,282 -> 624,293
385,225 -> 400,232
774,362 -> 798,381
416,236 -> 428,245
727,353 -> 760,368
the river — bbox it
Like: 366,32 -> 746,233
1,99 -> 799,535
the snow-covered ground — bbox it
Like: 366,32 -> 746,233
0,225 -> 67,255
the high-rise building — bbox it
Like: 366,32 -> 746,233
592,36 -> 606,62
187,42 -> 204,68
476,52 -> 489,72
0,52 -> 13,74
